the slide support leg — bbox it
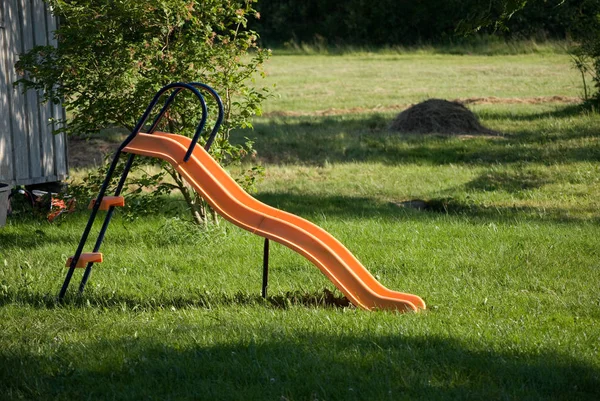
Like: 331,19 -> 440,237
262,238 -> 269,298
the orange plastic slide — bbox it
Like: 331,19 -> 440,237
123,133 -> 426,312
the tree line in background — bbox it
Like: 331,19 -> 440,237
251,0 -> 578,46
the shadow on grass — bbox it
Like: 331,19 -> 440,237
232,107 -> 599,165
1,331 -> 598,400
257,192 -> 397,219
256,192 -> 599,225
0,288 -> 350,311
0,198 -> 208,251
0,229 -> 82,251
465,169 -> 553,192
478,103 -> 599,122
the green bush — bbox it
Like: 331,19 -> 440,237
16,0 -> 270,224
567,0 -> 600,106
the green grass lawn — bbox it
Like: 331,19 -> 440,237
1,50 -> 599,400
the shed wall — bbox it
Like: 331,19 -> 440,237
0,0 -> 67,186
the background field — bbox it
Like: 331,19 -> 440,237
1,50 -> 599,400
258,52 -> 581,113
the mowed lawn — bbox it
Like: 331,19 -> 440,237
1,50 -> 599,400
258,51 -> 581,113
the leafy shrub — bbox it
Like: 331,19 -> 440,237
16,0 -> 270,224
567,0 -> 600,107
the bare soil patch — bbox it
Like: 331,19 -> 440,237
456,95 -> 580,105
68,136 -> 119,169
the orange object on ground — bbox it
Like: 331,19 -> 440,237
66,252 -> 103,268
88,196 -> 125,210
123,133 -> 426,312
47,197 -> 76,222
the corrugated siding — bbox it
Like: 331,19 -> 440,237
0,0 -> 67,186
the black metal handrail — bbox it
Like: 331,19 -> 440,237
59,82 -> 222,300
59,82 -> 272,302
120,82 -> 209,159
145,82 -> 224,157
189,82 -> 225,152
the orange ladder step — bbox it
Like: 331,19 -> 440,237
66,252 -> 103,268
88,196 -> 125,210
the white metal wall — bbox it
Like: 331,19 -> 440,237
0,0 -> 67,186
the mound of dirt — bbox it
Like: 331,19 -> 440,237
389,98 -> 499,135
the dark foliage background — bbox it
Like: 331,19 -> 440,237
250,0 -> 591,47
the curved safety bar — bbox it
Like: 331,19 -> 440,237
146,82 -> 224,154
189,82 -> 224,152
120,82 -> 209,161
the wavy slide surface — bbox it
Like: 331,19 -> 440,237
123,133 -> 425,312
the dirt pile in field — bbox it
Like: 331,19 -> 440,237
389,98 -> 499,135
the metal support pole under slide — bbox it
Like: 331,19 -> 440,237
262,238 -> 269,298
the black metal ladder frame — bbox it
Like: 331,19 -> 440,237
58,82 -> 236,300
